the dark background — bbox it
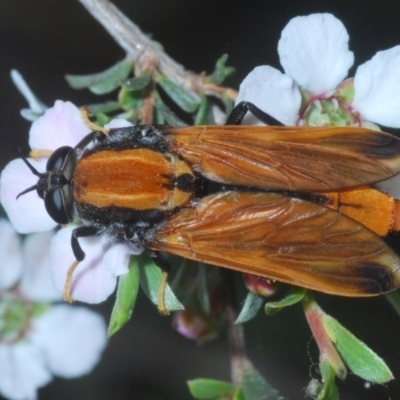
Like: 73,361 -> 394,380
2,1 -> 400,399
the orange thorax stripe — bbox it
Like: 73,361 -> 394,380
73,148 -> 174,210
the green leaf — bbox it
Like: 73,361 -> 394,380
264,287 -> 306,315
242,369 -> 283,400
208,54 -> 235,85
120,75 -> 151,91
65,58 -> 133,94
385,291 -> 400,318
118,88 -> 143,112
85,101 -> 121,115
232,388 -> 245,400
93,112 -> 111,127
139,257 -> 184,312
188,379 -> 235,399
313,361 -> 339,400
235,292 -> 264,324
157,74 -> 199,113
194,95 -> 214,125
107,258 -> 140,336
153,97 -> 186,126
153,105 -> 166,124
323,315 -> 393,383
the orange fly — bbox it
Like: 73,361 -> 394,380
17,101 -> 400,302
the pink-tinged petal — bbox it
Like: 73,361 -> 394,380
20,232 -> 62,302
353,46 -> 400,128
105,119 -> 133,129
173,310 -> 217,343
29,101 -> 91,151
0,342 -> 51,400
103,242 -> 135,276
0,219 -> 23,290
31,305 -> 107,378
375,174 -> 400,200
278,14 -> 354,94
0,159 -> 57,233
236,66 -> 301,125
50,227 -> 117,304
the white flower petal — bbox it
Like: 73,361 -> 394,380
50,227 -> 117,304
103,243 -> 131,275
236,65 -> 301,125
31,305 -> 107,378
0,219 -> 23,290
353,46 -> 400,128
0,159 -> 57,233
0,342 -> 51,400
20,232 -> 62,302
278,13 -> 354,93
105,119 -> 133,129
29,101 -> 91,151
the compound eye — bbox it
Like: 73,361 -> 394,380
46,146 -> 73,171
44,188 -> 71,224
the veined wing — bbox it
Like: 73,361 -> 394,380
151,191 -> 400,296
166,125 -> 400,191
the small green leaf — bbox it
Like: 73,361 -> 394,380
208,54 -> 235,85
118,88 -> 143,112
385,291 -> 400,318
107,258 -> 140,336
153,96 -> 186,126
242,368 -> 283,400
232,388 -> 245,400
139,257 -> 184,312
157,74 -> 199,113
153,105 -> 166,124
120,75 -> 151,91
188,379 -> 235,399
65,58 -> 133,94
315,361 -> 339,400
323,315 -> 393,383
85,101 -> 121,115
194,95 -> 214,125
93,112 -> 111,127
264,287 -> 306,315
235,292 -> 264,324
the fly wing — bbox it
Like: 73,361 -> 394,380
151,191 -> 400,296
165,125 -> 400,191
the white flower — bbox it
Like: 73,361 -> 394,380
237,13 -> 400,129
0,219 -> 107,400
1,101 -> 91,234
0,101 -> 140,304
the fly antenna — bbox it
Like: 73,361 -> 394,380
16,184 -> 38,199
16,148 -> 45,199
18,148 -> 43,177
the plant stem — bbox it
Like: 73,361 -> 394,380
78,0 -> 198,96
223,270 -> 252,385
78,0 -> 237,101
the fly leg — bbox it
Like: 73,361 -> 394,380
71,225 -> 102,261
226,101 -> 283,126
64,226 -> 102,302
